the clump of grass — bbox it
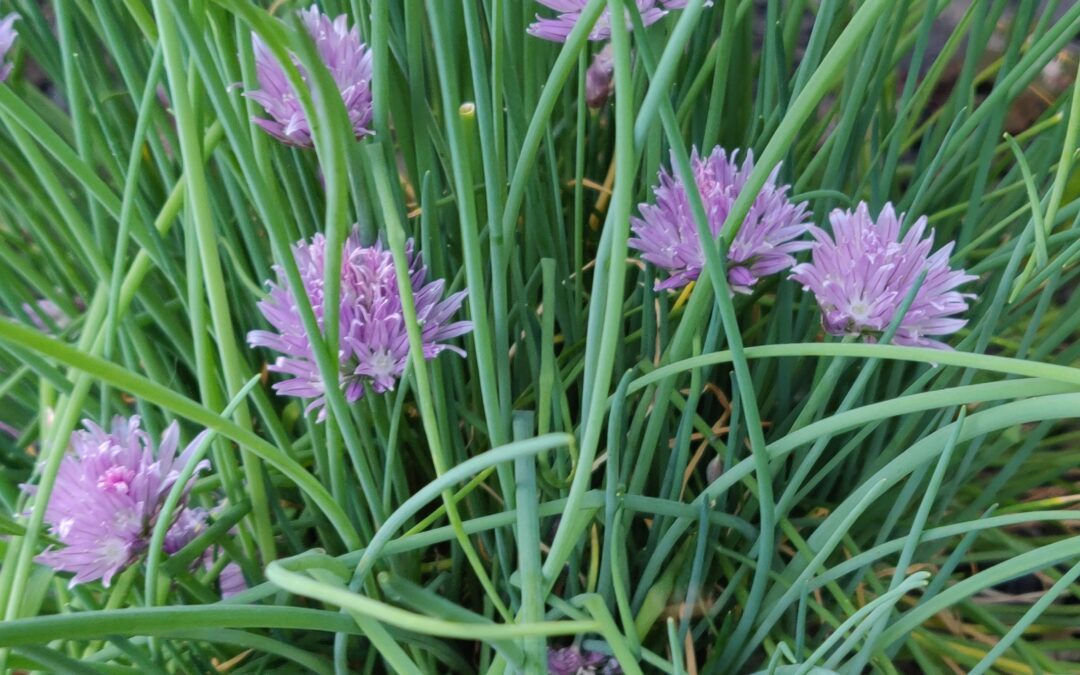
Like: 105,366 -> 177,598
0,1 -> 1078,673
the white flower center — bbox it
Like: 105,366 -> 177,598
369,351 -> 397,378
98,466 -> 136,495
99,537 -> 130,566
848,297 -> 872,323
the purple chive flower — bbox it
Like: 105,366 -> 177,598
528,0 -> 667,42
629,147 -> 811,293
586,44 -> 615,108
790,202 -> 976,349
245,4 -> 373,147
547,647 -> 621,674
0,13 -> 17,83
31,417 -> 210,587
248,233 -> 472,419
162,505 -> 209,554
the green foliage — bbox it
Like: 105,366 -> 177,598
0,0 -> 1078,672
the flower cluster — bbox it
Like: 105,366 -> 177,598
246,5 -> 373,147
630,147 -> 975,348
27,4 -> 477,598
0,13 -> 18,82
528,9 -> 972,351
31,417 -> 209,587
790,203 -> 975,349
630,148 -> 811,294
548,646 -> 622,674
248,233 -> 472,418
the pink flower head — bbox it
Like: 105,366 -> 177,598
31,417 -> 210,587
248,234 -> 473,419
790,202 -> 976,349
630,147 -> 811,293
245,4 -> 373,146
528,0 -> 667,42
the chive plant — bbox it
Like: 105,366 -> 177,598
0,0 -> 1079,673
